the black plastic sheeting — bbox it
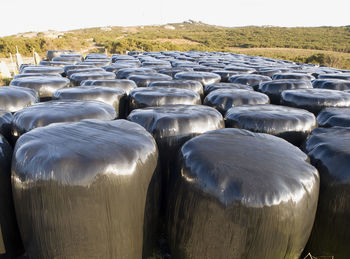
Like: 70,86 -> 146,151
272,73 -> 315,81
81,79 -> 137,94
258,79 -> 313,104
46,50 -> 73,61
0,136 -> 24,258
211,70 -> 239,82
22,66 -> 64,75
66,68 -> 105,79
224,66 -> 256,73
63,64 -> 97,74
127,74 -> 172,87
70,72 -> 116,86
303,127 -> 350,259
228,74 -> 272,90
225,104 -> 316,146
14,73 -> 62,79
53,86 -> 126,118
10,77 -> 70,100
204,89 -> 270,114
158,68 -> 193,78
11,119 -> 158,259
312,79 -> 350,90
167,128 -> 319,259
11,100 -> 116,137
204,83 -> 253,96
317,73 -> 350,80
317,107 -> 350,127
0,86 -> 38,113
39,61 -> 72,67
148,80 -> 204,98
281,89 -> 350,115
0,112 -> 12,144
174,72 -> 221,86
116,68 -> 157,79
129,87 -> 201,110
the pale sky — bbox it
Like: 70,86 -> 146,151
1,0 -> 349,36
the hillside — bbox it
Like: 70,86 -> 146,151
1,21 -> 350,68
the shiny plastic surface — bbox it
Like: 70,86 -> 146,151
0,86 -> 38,112
0,112 -> 13,143
204,89 -> 270,114
129,87 -> 201,110
148,80 -> 204,98
168,128 -> 319,259
225,104 -> 316,146
70,72 -> 116,86
174,72 -> 221,86
228,74 -> 272,90
303,127 -> 350,259
22,66 -> 64,75
312,79 -> 350,90
10,77 -> 70,98
317,107 -> 350,127
272,73 -> 315,81
12,119 -> 158,259
281,89 -> 350,114
12,100 -> 116,136
204,83 -> 253,96
127,73 -> 172,87
81,79 -> 137,94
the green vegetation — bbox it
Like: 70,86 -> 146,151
1,22 -> 349,68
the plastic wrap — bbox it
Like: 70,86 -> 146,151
168,128 -> 319,259
66,68 -> 105,78
14,73 -> 62,79
211,70 -> 239,82
10,77 -> 70,99
22,66 -> 64,75
225,104 -> 316,146
272,73 -> 315,80
253,68 -> 283,77
158,68 -> 193,78
204,89 -> 270,114
0,111 -> 13,144
204,83 -> 253,96
127,73 -> 172,87
81,79 -> 137,94
259,79 -> 313,104
0,136 -> 24,258
70,72 -> 116,86
228,74 -> 272,90
63,64 -> 97,74
39,61 -> 72,67
53,86 -> 126,118
317,107 -> 350,127
104,63 -> 138,73
281,89 -> 350,115
312,79 -> 350,90
192,66 -> 217,72
11,100 -> 116,137
303,127 -> 350,259
116,68 -> 157,79
11,119 -> 158,259
224,66 -> 256,73
0,86 -> 38,112
148,80 -> 204,98
129,87 -> 201,110
111,55 -> 137,63
174,72 -> 221,86
52,56 -> 83,63
78,60 -> 111,67
46,50 -> 73,61
317,73 -> 350,80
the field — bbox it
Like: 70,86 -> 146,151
0,21 -> 349,69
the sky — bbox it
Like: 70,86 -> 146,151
1,0 -> 349,36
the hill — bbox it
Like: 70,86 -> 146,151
1,21 -> 350,68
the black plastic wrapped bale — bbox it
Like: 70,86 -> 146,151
317,107 -> 350,127
103,63 -> 138,73
225,104 -> 316,146
11,119 -> 158,259
52,56 -> 83,64
174,72 -> 221,86
129,87 -> 201,110
81,79 -> 137,94
63,64 -> 97,75
204,83 -> 253,96
127,73 -> 172,88
224,66 -> 256,73
211,70 -> 239,82
10,77 -> 70,100
0,86 -> 38,112
253,68 -> 283,77
14,73 -> 62,79
53,86 -> 127,118
148,80 -> 204,99
0,112 -> 12,144
11,100 -> 116,137
39,61 -> 72,67
303,127 -> 350,259
204,89 -> 270,115
70,72 -> 116,86
228,74 -> 272,90
21,66 -> 64,75
312,79 -> 350,91
46,50 -> 73,61
116,68 -> 157,79
259,79 -> 313,104
317,73 -> 350,80
66,68 -> 105,79
272,73 -> 315,81
0,136 -> 24,258
167,128 -> 319,259
128,105 -> 224,256
158,68 -> 193,78
80,60 -> 111,67
281,89 -> 350,115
